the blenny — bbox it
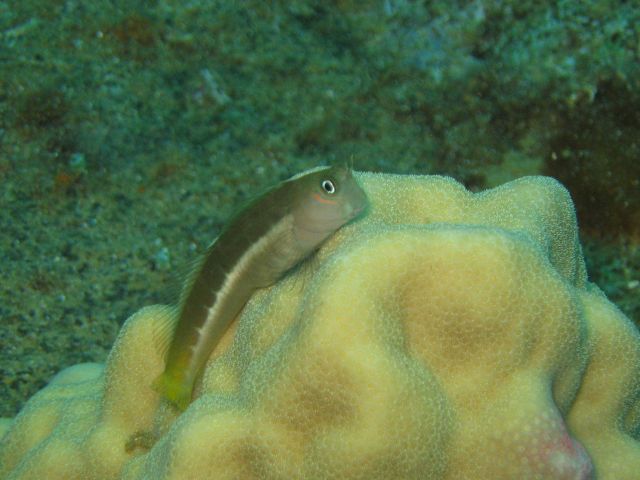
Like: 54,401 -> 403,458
153,166 -> 368,410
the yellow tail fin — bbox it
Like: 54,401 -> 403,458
152,372 -> 192,411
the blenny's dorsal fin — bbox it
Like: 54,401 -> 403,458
176,244 -> 214,307
152,304 -> 180,360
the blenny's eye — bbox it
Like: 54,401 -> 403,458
321,179 -> 336,194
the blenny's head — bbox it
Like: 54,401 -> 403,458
289,165 -> 368,251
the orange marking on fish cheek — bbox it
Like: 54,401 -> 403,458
312,193 -> 338,205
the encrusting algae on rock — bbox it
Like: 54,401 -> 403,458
1,172 -> 639,480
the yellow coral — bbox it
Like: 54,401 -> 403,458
1,173 -> 639,480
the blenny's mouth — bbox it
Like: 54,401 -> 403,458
350,203 -> 367,219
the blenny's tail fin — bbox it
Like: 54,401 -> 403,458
152,372 -> 192,411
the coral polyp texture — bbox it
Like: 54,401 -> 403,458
1,172 -> 639,480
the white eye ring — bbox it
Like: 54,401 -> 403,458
321,179 -> 336,194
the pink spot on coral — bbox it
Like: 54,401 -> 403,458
524,411 -> 594,479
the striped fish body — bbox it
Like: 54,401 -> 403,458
154,166 -> 368,410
